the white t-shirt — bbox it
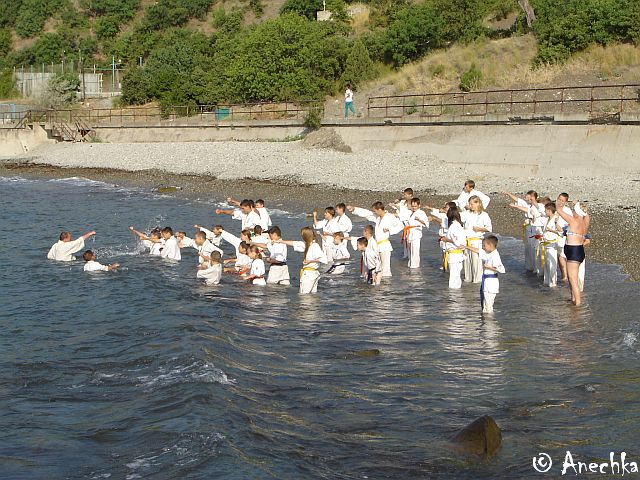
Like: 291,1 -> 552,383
334,214 -> 353,235
345,89 -> 354,103
249,258 -> 267,285
47,238 -> 85,261
197,263 -> 222,285
83,260 -> 109,272
456,189 -> 491,210
446,220 -> 466,261
196,239 -> 223,264
333,242 -> 350,261
462,211 -> 492,247
161,236 -> 181,260
352,208 -> 403,253
479,249 -> 505,293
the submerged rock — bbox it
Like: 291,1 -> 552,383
154,185 -> 182,193
451,415 -> 502,456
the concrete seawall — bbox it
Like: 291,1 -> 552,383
0,124 -> 54,156
90,122 -> 640,176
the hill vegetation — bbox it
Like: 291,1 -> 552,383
0,0 -> 638,106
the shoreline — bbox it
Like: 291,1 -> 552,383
1,158 -> 638,281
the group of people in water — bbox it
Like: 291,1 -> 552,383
46,180 -> 592,310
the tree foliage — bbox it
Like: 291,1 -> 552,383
532,0 -> 640,64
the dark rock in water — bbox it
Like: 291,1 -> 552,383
338,349 -> 381,359
451,415 -> 502,456
354,349 -> 381,357
154,185 -> 182,193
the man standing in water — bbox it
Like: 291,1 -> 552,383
345,84 -> 356,119
47,230 -> 96,261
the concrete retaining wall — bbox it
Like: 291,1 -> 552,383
0,124 -> 54,156
94,124 -> 307,143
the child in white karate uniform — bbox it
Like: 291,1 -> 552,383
425,201 -> 457,271
334,203 -> 353,244
326,232 -> 350,274
455,179 -> 491,211
466,235 -> 505,313
246,245 -> 267,286
505,190 -> 544,274
279,227 -> 328,294
462,195 -> 492,283
356,237 -> 382,285
255,199 -> 272,230
194,224 -> 224,247
403,198 -> 429,269
441,207 -> 467,289
82,250 -> 119,272
313,206 -> 340,263
349,201 -> 403,277
253,226 -> 290,285
542,202 -> 561,287
197,251 -> 223,285
389,188 -> 414,258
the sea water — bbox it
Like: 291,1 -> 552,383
1,176 -> 640,479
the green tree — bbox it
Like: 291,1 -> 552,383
340,39 -> 375,88
0,28 -> 12,59
280,0 -> 348,21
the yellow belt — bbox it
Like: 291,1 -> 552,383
538,239 -> 557,267
443,248 -> 465,272
300,266 -> 318,275
466,237 -> 482,247
377,238 -> 390,245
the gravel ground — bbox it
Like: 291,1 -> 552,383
2,140 -> 639,279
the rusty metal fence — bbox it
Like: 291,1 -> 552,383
367,84 -> 640,119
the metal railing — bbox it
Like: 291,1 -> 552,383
367,84 -> 640,119
64,101 -> 318,126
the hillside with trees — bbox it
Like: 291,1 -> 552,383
0,0 -> 638,106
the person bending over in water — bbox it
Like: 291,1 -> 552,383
82,250 -> 119,272
556,202 -> 590,306
48,230 -> 96,261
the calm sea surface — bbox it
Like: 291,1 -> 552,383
1,176 -> 640,479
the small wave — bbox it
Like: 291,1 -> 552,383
48,176 -> 114,187
137,360 -> 236,389
623,332 -> 637,347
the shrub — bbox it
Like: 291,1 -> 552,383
41,72 -> 80,107
0,69 -> 18,98
340,39 -> 375,88
304,107 -> 322,130
280,0 -> 348,21
0,28 -> 12,58
459,63 -> 482,91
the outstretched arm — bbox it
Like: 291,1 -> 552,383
81,231 -> 97,240
215,209 -> 234,216
502,191 -> 520,203
129,226 -> 148,240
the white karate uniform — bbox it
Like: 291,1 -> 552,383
231,209 -> 261,230
235,253 -> 252,274
292,241 -> 328,294
334,213 -> 353,237
462,211 -> 492,283
83,260 -> 109,272
328,242 -> 350,274
195,240 -> 223,264
47,237 -> 85,261
479,249 -> 505,313
198,227 -> 223,247
542,216 -> 560,287
455,188 -> 491,211
197,263 -> 222,285
393,200 -> 412,259
530,203 -> 546,277
142,239 -> 163,256
446,220 -> 467,289
362,242 -> 382,285
256,207 -> 272,229
161,236 -> 181,261
314,217 -> 340,262
405,209 -> 429,269
179,236 -> 195,249
249,258 -> 267,286
352,208 -> 403,277
265,241 -> 290,285
429,208 -> 448,267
